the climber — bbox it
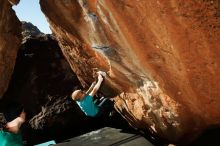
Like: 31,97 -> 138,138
0,102 -> 26,146
71,71 -> 110,117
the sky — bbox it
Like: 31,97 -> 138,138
13,0 -> 52,34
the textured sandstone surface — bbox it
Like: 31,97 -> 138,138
40,0 -> 220,143
1,24 -> 81,144
0,0 -> 21,98
2,22 -> 80,124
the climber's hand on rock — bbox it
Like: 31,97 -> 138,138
97,71 -> 107,78
98,74 -> 104,82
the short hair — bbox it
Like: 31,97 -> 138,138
71,90 -> 81,101
3,102 -> 24,123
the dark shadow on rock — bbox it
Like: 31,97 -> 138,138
0,22 -> 137,146
189,126 -> 220,146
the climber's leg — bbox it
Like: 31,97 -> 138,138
98,97 -> 108,107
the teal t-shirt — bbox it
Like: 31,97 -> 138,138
76,95 -> 99,117
0,130 -> 23,146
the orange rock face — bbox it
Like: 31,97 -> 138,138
0,0 -> 21,98
40,0 -> 220,143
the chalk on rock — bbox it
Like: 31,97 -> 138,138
97,71 -> 107,77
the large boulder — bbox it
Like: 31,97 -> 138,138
0,0 -> 21,98
21,21 -> 44,41
2,23 -> 125,145
1,23 -> 81,144
40,0 -> 220,143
